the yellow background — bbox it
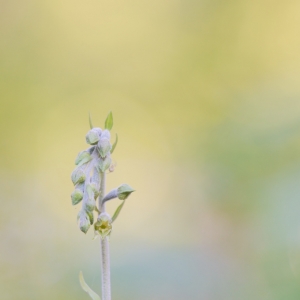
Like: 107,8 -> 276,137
1,0 -> 300,299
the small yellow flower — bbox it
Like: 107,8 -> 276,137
94,213 -> 112,239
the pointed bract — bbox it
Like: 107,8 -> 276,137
88,112 -> 94,129
104,111 -> 113,130
111,133 -> 118,154
112,200 -> 126,222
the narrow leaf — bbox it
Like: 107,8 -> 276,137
79,271 -> 101,300
89,112 -> 94,129
112,200 -> 126,222
104,111 -> 113,130
111,133 -> 118,154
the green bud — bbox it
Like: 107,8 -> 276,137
77,210 -> 91,234
94,212 -> 112,239
86,211 -> 94,225
86,128 -> 101,145
85,196 -> 96,212
90,182 -> 100,199
97,138 -> 112,158
71,168 -> 86,185
86,184 -> 94,199
75,182 -> 85,193
75,150 -> 92,166
117,184 -> 135,200
71,189 -> 83,205
97,156 -> 111,173
84,185 -> 96,211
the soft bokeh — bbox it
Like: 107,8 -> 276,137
1,0 -> 300,299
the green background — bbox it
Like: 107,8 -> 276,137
1,0 -> 300,299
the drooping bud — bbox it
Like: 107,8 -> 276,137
75,150 -> 92,166
117,184 -> 135,200
94,212 -> 112,239
84,184 -> 96,211
77,210 -> 91,234
71,168 -> 86,185
86,128 -> 102,145
90,182 -> 100,199
86,211 -> 94,225
71,189 -> 83,205
97,138 -> 112,158
102,188 -> 118,203
97,155 -> 111,173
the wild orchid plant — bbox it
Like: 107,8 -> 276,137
71,112 -> 135,300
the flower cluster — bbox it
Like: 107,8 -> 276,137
70,112 -> 134,238
71,127 -> 112,233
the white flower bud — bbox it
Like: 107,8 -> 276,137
90,182 -> 100,199
77,210 -> 91,234
97,155 -> 111,173
71,189 -> 83,205
101,129 -> 110,140
75,150 -> 92,166
86,128 -> 102,145
71,168 -> 86,185
117,184 -> 135,200
97,138 -> 112,158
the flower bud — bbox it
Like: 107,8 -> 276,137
94,212 -> 112,239
97,138 -> 112,158
86,211 -> 94,225
75,150 -> 92,166
71,168 -> 86,185
85,197 -> 96,212
77,210 -> 91,234
117,184 -> 135,200
86,128 -> 101,145
71,189 -> 83,205
90,182 -> 100,199
97,155 -> 111,173
101,129 -> 111,140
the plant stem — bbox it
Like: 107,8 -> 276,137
99,171 -> 111,300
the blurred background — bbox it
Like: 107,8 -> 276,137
1,0 -> 300,299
